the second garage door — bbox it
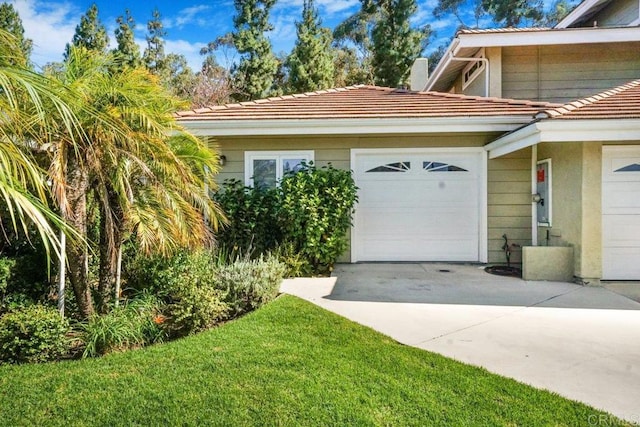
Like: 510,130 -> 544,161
602,146 -> 640,280
352,149 -> 485,262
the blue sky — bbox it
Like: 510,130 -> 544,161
8,0 -> 562,71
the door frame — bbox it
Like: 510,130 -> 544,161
350,147 -> 488,263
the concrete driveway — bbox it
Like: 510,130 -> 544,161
280,263 -> 640,423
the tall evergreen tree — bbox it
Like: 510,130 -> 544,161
286,0 -> 334,93
366,0 -> 429,87
0,3 -> 32,66
482,0 -> 544,27
332,7 -> 377,85
143,8 -> 167,75
113,9 -> 141,68
231,0 -> 278,100
64,4 -> 108,59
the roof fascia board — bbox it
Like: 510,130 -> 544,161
456,26 -> 640,49
555,0 -> 605,28
181,117 -> 530,137
424,39 -> 460,92
487,119 -> 640,158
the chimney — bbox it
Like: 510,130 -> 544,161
410,58 -> 429,91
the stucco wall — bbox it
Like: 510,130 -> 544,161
536,142 -> 603,281
210,133 -> 526,264
502,42 -> 640,103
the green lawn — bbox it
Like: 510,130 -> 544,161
0,295 -> 628,426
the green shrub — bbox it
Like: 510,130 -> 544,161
213,179 -> 281,256
125,250 -> 228,337
278,164 -> 358,275
0,305 -> 70,364
215,255 -> 286,318
273,242 -> 307,278
79,295 -> 164,358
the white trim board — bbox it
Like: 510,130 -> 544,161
486,119 -> 640,159
181,116 -> 531,137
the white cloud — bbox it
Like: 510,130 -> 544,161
164,4 -> 211,30
165,38 -> 208,71
9,0 -> 81,67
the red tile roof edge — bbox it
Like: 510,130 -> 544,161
539,79 -> 640,119
175,85 -> 560,119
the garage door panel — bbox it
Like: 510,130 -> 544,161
358,238 -> 479,261
603,247 -> 640,280
603,215 -> 640,248
353,150 -> 482,262
602,182 -> 640,214
602,146 -> 640,280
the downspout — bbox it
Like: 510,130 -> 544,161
448,52 -> 490,97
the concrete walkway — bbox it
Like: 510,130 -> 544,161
280,263 -> 640,423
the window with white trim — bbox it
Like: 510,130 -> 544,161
462,49 -> 486,90
245,151 -> 314,188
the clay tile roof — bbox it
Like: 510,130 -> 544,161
176,85 -> 560,121
539,79 -> 640,119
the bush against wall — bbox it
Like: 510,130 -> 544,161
213,179 -> 281,256
278,164 -> 358,275
214,165 -> 358,276
0,305 -> 70,364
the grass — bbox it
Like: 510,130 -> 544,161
0,295 -> 629,426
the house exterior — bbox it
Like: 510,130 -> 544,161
178,0 -> 640,284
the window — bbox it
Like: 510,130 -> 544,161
462,49 -> 486,90
245,151 -> 314,188
423,161 -> 467,172
614,163 -> 640,172
366,162 -> 410,173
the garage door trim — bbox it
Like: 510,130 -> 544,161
350,147 -> 488,263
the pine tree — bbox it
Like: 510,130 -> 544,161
0,3 -> 32,66
113,9 -> 141,68
367,0 -> 429,87
286,0 -> 334,93
64,4 -> 109,59
231,0 -> 278,100
143,8 -> 167,75
482,0 -> 544,27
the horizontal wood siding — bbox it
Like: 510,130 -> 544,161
487,148 -> 532,264
209,133 -> 525,263
589,0 -> 639,26
502,42 -> 640,103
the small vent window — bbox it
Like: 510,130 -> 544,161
614,163 -> 640,172
423,161 -> 467,172
462,49 -> 486,90
366,162 -> 410,173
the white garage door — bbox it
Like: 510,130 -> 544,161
602,146 -> 640,280
352,149 -> 485,262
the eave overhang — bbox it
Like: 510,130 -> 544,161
485,118 -> 640,158
180,116 -> 535,137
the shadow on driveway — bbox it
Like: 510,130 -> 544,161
326,263 -> 640,310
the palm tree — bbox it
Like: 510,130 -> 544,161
45,47 -> 225,317
0,30 -> 78,263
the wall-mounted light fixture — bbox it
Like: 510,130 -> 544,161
219,155 -> 227,166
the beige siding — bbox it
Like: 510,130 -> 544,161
502,42 -> 640,103
487,148 -> 532,264
586,0 -> 639,27
210,133 -> 528,263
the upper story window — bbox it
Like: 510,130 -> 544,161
245,150 -> 314,188
462,49 -> 486,90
